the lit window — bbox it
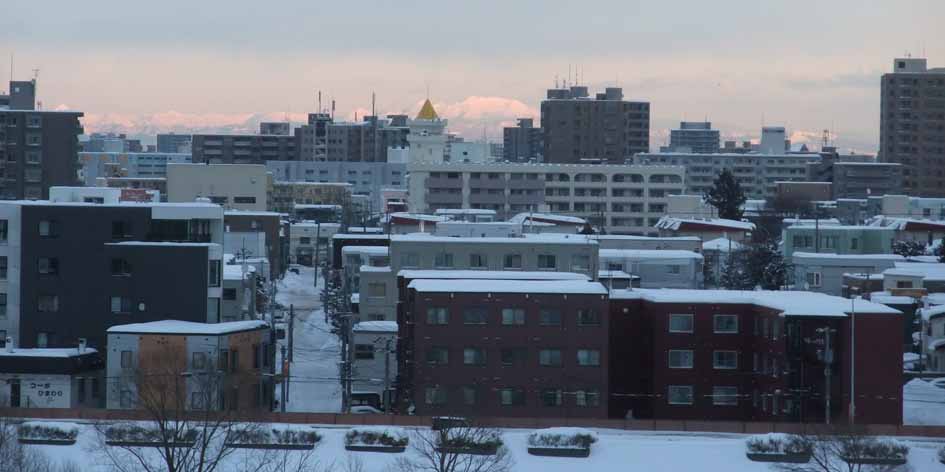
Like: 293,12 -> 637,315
669,314 -> 694,333
576,349 -> 601,366
669,350 -> 694,369
668,385 -> 693,405
501,308 -> 525,326
426,307 -> 448,325
539,349 -> 562,367
713,315 -> 738,334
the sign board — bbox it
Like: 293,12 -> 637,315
22,376 -> 71,408
120,188 -> 157,203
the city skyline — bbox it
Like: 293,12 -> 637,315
3,0 -> 944,152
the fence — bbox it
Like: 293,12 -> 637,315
2,407 -> 944,438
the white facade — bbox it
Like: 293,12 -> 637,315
167,163 -> 268,211
351,321 -> 397,409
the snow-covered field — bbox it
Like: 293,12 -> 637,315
905,378 -> 945,426
19,421 -> 945,471
275,266 -> 342,413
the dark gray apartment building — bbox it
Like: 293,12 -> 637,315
297,114 -> 408,162
191,133 -> 299,163
156,133 -> 192,153
880,57 -> 945,197
540,86 -> 649,164
0,80 -> 84,200
665,121 -> 720,153
0,187 -> 226,350
502,118 -> 542,162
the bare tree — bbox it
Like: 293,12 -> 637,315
395,422 -> 513,472
776,426 -> 911,472
94,344 -> 269,472
0,416 -> 77,472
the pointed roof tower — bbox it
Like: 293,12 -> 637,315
416,99 -> 439,120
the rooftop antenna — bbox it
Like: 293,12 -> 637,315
10,52 -> 14,83
568,64 -> 571,87
317,90 -> 322,114
372,91 -> 376,117
331,99 -> 336,120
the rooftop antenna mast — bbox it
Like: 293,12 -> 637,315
317,90 -> 322,114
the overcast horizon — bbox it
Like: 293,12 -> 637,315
3,0 -> 943,153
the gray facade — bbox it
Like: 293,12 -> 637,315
880,58 -> 945,197
266,160 -> 405,205
0,109 -> 84,200
325,116 -> 408,163
502,118 -> 542,162
598,249 -> 703,289
192,133 -> 298,164
156,133 -> 193,153
79,152 -> 192,185
666,121 -> 720,153
541,86 -> 649,164
791,252 -> 904,296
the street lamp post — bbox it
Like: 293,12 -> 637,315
849,288 -> 858,425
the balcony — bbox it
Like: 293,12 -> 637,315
425,177 -> 464,189
427,192 -> 463,205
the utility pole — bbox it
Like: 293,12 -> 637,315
340,314 -> 354,413
382,337 -> 393,414
313,222 -> 321,290
280,345 -> 288,413
288,305 -> 294,363
849,293 -> 857,425
816,326 -> 836,424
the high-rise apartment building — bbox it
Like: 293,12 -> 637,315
191,133 -> 298,163
540,86 -> 649,164
880,57 -> 945,196
0,80 -> 84,200
502,118 -> 542,162
666,121 -> 720,153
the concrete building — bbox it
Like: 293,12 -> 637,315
79,152 -> 191,185
191,133 -> 298,164
288,221 -> 339,265
222,263 -> 258,322
297,113 -> 331,161
266,160 -> 406,208
166,163 -> 268,211
598,249 -> 704,289
399,279 -> 610,418
224,210 -> 285,278
406,161 -> 686,235
270,181 -> 352,214
102,177 -> 167,198
502,118 -> 542,162
0,187 -> 225,350
407,100 -> 448,163
541,86 -> 649,164
446,138 -> 490,164
156,133 -> 192,153
352,320 -> 398,410
807,148 -> 903,199
665,121 -> 720,153
791,252 -> 905,296
655,217 -> 755,243
259,122 -> 291,136
105,320 -> 272,410
0,345 -> 104,409
325,116 -> 409,163
0,82 -> 84,199
880,58 -> 945,197
782,225 -> 896,259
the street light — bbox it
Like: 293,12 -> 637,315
849,286 -> 859,425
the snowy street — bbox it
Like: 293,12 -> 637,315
275,266 -> 342,413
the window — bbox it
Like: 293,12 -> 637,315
110,296 -> 132,314
299,237 -> 311,245
426,347 -> 449,365
121,350 -> 133,368
223,288 -> 237,300
0,294 -> 5,319
667,265 -> 681,275
425,387 -> 447,405
207,298 -> 220,322
208,260 -> 221,287
24,168 -> 41,182
577,309 -> 600,326
37,295 -> 59,312
669,350 -> 694,369
500,348 -> 527,366
537,254 -> 557,270
463,307 -> 487,325
851,238 -> 859,250
668,385 -> 694,405
499,388 -> 525,406
762,318 -> 770,338
233,196 -> 256,204
38,257 -> 59,275
577,349 -> 601,366
539,349 -> 562,366
713,315 -> 738,334
503,254 -> 522,269
77,378 -> 86,403
571,255 -> 591,271
426,307 -> 448,325
713,351 -> 738,369
434,252 -> 454,268
669,314 -> 694,333
231,349 -> 240,372
355,344 -> 375,359
711,386 -> 738,406
0,220 -> 6,242
0,256 -> 6,280
39,220 -> 58,237
541,389 -> 563,407
469,254 -> 488,268
401,253 -> 420,268
367,283 -> 386,298
772,320 -> 780,339
501,308 -> 525,326
110,258 -> 132,276
463,347 -> 486,365
539,308 -> 561,326
218,350 -> 229,371
193,352 -> 208,370
36,332 -> 49,347
462,386 -> 477,405
805,272 -> 821,288
575,389 -> 600,407
112,220 -> 132,239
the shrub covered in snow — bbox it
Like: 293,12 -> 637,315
105,425 -> 198,443
745,433 -> 810,455
18,422 -> 79,441
439,430 -> 503,450
938,445 -> 945,463
228,427 -> 320,445
345,427 -> 408,447
844,437 -> 908,460
527,428 -> 598,449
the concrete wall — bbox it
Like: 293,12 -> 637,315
167,163 -> 268,211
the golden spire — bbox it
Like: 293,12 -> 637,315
416,99 -> 439,120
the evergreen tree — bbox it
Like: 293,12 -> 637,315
320,268 -> 348,335
892,240 -> 927,258
938,241 -> 945,263
705,169 -> 747,220
720,251 -> 753,290
745,239 -> 790,290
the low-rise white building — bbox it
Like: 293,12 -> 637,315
351,320 -> 398,411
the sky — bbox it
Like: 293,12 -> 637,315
2,0 -> 944,152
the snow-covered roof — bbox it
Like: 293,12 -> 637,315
359,265 -> 391,273
434,209 -> 496,216
385,212 -> 450,223
610,289 -> 900,317
408,279 -> 608,295
332,233 -> 389,240
397,270 -> 589,281
592,234 -> 701,242
786,224 -> 893,231
869,292 -> 917,305
921,305 -> 945,320
793,252 -> 905,261
107,319 -> 268,335
105,242 -> 219,247
782,218 -> 842,226
390,233 -> 597,245
224,210 -> 281,217
350,293 -> 360,305
599,249 -> 703,261
929,338 -> 945,352
508,213 -> 587,225
868,216 -> 945,231
353,321 -> 398,333
655,217 -> 755,232
598,270 -> 635,279
702,237 -> 742,252
0,348 -> 98,358
342,246 -> 390,256
223,264 -> 255,281
886,262 -> 945,281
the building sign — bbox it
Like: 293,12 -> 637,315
22,376 -> 71,408
120,188 -> 155,202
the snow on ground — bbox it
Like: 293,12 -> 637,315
20,421 -> 945,472
905,378 -> 945,425
275,266 -> 342,413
